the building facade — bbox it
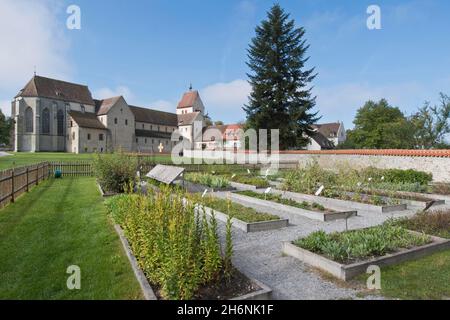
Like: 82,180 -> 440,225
12,76 -> 181,154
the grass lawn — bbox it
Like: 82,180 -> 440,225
0,177 -> 143,299
374,250 -> 450,300
0,152 -> 174,170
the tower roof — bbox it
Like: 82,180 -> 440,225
177,90 -> 200,109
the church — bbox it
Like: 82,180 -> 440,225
11,75 -> 209,154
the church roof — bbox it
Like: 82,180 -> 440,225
16,76 -> 95,105
95,96 -> 122,115
129,106 -> 178,126
135,129 -> 172,139
177,90 -> 199,109
69,111 -> 107,130
177,112 -> 201,126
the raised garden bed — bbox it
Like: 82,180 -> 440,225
198,199 -> 289,233
115,224 -> 271,299
282,224 -> 450,281
257,188 -> 407,213
396,210 -> 450,239
97,181 -> 119,197
232,191 -> 357,222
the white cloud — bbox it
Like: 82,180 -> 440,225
94,86 -> 134,101
200,79 -> 250,122
0,0 -> 71,91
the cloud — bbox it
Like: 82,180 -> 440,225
94,86 -> 134,101
201,79 -> 250,122
0,0 -> 71,92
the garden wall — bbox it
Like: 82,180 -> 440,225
182,149 -> 450,183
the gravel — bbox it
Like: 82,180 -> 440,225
212,191 -> 450,300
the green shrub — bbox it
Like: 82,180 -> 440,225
105,187 -> 232,300
227,175 -> 270,188
294,221 -> 431,263
381,169 -> 432,185
93,152 -> 138,193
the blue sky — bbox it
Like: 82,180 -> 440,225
1,0 -> 450,130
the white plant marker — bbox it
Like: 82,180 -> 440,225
264,168 -> 270,178
357,182 -> 362,187
231,174 -> 236,179
202,189 -> 208,198
264,187 -> 272,194
315,185 -> 324,196
368,177 -> 372,182
211,171 -> 216,175
381,176 -> 385,181
136,171 -> 140,178
247,169 -> 251,174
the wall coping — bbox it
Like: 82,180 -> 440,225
273,149 -> 450,158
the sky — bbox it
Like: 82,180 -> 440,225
1,0 -> 450,130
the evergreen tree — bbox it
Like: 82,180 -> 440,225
244,4 -> 319,150
0,110 -> 12,145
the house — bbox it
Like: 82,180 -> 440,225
198,124 -> 244,150
12,75 -> 178,153
312,122 -> 346,146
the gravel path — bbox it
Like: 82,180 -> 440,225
0,152 -> 12,157
212,191 -> 450,300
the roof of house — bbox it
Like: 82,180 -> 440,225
203,124 -> 243,141
177,112 -> 201,126
135,129 -> 172,139
312,122 -> 341,138
16,76 -> 95,105
130,106 -> 178,126
69,111 -> 107,130
177,90 -> 199,109
94,96 -> 122,115
310,131 -> 335,149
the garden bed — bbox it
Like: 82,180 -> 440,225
231,191 -> 357,222
396,210 -> 450,239
256,188 -> 407,213
114,224 -> 271,300
97,181 -> 119,198
105,190 -> 272,299
199,198 -> 288,232
283,223 -> 450,281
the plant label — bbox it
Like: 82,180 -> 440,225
231,174 -> 236,179
247,169 -> 251,174
202,189 -> 208,198
315,185 -> 324,196
264,187 -> 272,194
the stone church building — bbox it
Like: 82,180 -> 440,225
11,75 -> 206,154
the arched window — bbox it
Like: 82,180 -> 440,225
80,105 -> 85,113
57,109 -> 64,136
42,108 -> 50,134
25,107 -> 33,133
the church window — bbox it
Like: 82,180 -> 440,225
25,107 -> 33,133
42,108 -> 50,134
145,138 -> 147,144
114,118 -> 118,125
125,119 -> 128,126
80,105 -> 85,113
142,124 -> 144,129
87,133 -> 91,140
72,132 -> 75,140
99,134 -> 104,141
57,109 -> 64,136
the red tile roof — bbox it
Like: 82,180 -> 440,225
274,149 -> 450,158
177,91 -> 199,109
69,111 -> 107,130
94,96 -> 122,115
312,122 -> 341,138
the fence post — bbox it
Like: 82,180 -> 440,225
26,167 -> 29,192
11,169 -> 15,203
36,164 -> 39,186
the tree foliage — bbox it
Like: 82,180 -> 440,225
0,110 -> 12,145
244,4 -> 319,150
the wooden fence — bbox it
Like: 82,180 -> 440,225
0,162 -> 51,208
0,161 -> 94,208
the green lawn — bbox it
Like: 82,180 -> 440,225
0,152 -> 174,170
0,177 -> 143,299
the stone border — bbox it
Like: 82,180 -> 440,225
114,225 -> 272,300
227,192 -> 357,222
198,205 -> 289,233
282,233 -> 450,281
114,225 -> 157,300
259,188 -> 407,214
229,181 -> 260,191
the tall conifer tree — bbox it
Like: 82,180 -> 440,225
244,4 -> 319,149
